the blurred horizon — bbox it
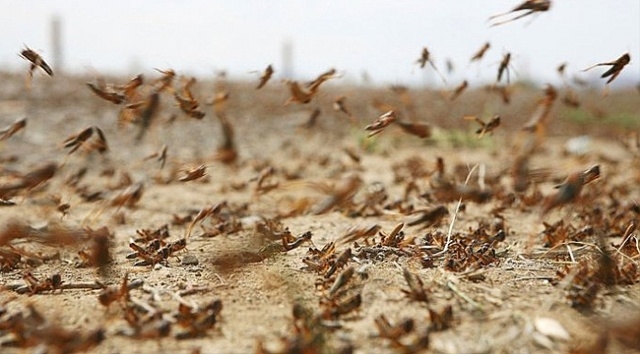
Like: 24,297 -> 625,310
1,1 -> 638,88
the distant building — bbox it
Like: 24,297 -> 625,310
281,39 -> 293,79
50,15 -> 63,74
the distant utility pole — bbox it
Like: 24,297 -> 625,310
281,39 -> 293,79
50,15 -> 63,74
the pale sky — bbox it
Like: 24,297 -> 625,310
1,0 -> 638,87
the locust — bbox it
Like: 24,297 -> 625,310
415,47 -> 446,83
0,117 -> 27,141
174,77 -> 205,119
154,68 -> 176,93
583,53 -> 630,85
311,173 -> 363,215
464,115 -> 501,138
449,80 -> 468,101
497,53 -> 512,84
285,81 -> 313,105
285,68 -> 340,105
470,42 -> 491,63
522,84 -> 558,134
337,224 -> 381,246
374,314 -> 415,342
22,272 -> 63,295
557,62 -> 567,77
365,110 -> 397,137
20,46 -> 53,77
62,126 -> 108,155
179,165 -> 207,182
302,108 -> 321,129
86,76 -> 125,104
306,68 -> 340,91
395,120 -> 431,138
256,64 -> 274,89
144,144 -> 168,169
333,96 -> 353,119
401,268 -> 429,303
541,165 -> 600,215
489,0 -> 551,27
0,162 -> 57,199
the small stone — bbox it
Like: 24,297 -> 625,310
534,317 -> 570,341
565,135 -> 590,155
181,254 -> 199,266
532,331 -> 554,349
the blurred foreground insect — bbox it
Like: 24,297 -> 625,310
154,68 -> 176,93
19,46 -> 53,89
337,224 -> 380,246
174,77 -> 205,119
256,64 -> 274,89
445,58 -> 455,74
333,96 -> 353,120
144,144 -> 168,169
175,299 -> 223,339
374,314 -> 415,342
541,165 -> 600,216
116,75 -> 145,127
311,173 -> 363,215
306,68 -> 341,91
556,62 -> 567,77
86,78 -> 125,104
179,165 -> 207,182
135,91 -> 160,142
301,108 -> 321,129
121,74 -> 144,99
110,182 -> 144,209
62,126 -> 108,155
22,272 -> 63,295
484,84 -> 512,104
406,205 -> 449,228
285,69 -> 340,106
208,89 -> 230,115
0,162 -> 57,199
470,42 -> 491,63
561,89 -> 580,108
0,117 -> 26,141
449,80 -> 468,101
254,166 -> 279,195
186,201 -> 228,237
428,305 -> 454,331
497,53 -> 512,84
213,114 -> 237,164
395,120 -> 431,139
284,81 -> 313,105
401,268 -> 429,303
98,273 -> 138,307
489,0 -> 551,27
522,84 -> 557,134
415,47 -> 446,83
582,53 -> 630,85
63,127 -> 93,154
464,115 -> 501,138
20,46 -> 53,76
365,110 -> 396,137
0,304 -> 105,352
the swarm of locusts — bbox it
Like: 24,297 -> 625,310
1,1 -> 639,353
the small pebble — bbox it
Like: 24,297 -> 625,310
181,254 -> 199,266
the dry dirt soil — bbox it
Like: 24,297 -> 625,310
0,72 -> 640,354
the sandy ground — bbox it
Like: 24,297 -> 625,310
0,73 -> 640,353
